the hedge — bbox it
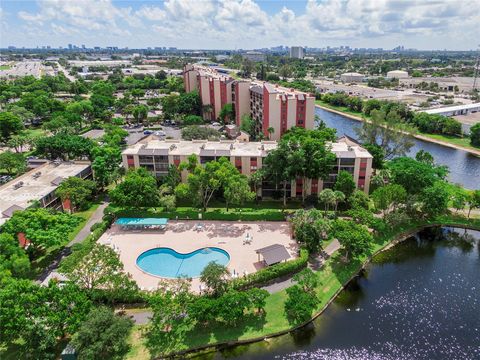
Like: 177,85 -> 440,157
231,248 -> 309,290
109,206 -> 289,222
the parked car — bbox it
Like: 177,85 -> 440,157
143,130 -> 153,135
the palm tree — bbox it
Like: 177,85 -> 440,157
333,191 -> 346,217
267,127 -> 275,140
318,189 -> 335,217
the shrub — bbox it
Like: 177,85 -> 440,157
231,248 -> 309,290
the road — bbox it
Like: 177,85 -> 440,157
56,62 -> 77,82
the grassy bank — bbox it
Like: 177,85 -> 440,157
315,100 -> 480,154
126,215 -> 480,359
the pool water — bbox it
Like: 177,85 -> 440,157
136,247 -> 230,278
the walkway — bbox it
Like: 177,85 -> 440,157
262,239 -> 340,294
37,201 -> 108,284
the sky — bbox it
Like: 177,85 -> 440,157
0,0 -> 479,50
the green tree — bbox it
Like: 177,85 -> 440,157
470,123 -> 480,147
200,262 -> 230,297
182,114 -> 204,126
224,174 -> 255,211
371,184 -> 407,218
334,170 -> 356,198
240,114 -> 255,136
132,104 -> 148,124
0,233 -> 30,279
355,109 -> 414,159
176,156 -> 237,211
415,149 -> 434,165
249,169 -> 264,203
0,111 -> 24,143
181,125 -> 220,140
348,190 -> 370,210
291,209 -> 332,253
2,208 -> 81,253
362,143 -> 385,169
318,188 -> 336,216
218,103 -> 234,124
35,134 -> 95,161
71,306 -> 134,360
0,150 -> 26,175
420,181 -> 450,217
284,269 -> 320,324
61,243 -> 138,294
109,168 -> 160,208
55,176 -> 96,212
388,157 -> 447,194
92,147 -> 123,189
279,64 -> 293,80
334,219 -> 373,260
467,190 -> 480,218
65,100 -> 94,130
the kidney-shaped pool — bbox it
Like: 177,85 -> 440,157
136,247 -> 230,278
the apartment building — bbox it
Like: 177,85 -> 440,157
0,161 -> 92,226
183,64 -> 315,140
122,136 -> 373,196
289,46 -> 305,59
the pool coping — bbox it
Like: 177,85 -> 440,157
134,246 -> 232,280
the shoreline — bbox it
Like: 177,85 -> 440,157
315,104 -> 480,157
159,220 -> 480,359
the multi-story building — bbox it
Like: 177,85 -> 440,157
183,64 -> 315,140
0,161 -> 92,226
122,136 -> 373,196
289,46 -> 305,59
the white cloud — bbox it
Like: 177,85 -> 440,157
7,0 -> 480,49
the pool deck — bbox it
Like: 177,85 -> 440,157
98,220 -> 298,292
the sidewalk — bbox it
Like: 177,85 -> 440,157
262,239 -> 340,294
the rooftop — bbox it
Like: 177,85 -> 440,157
123,138 -> 372,159
0,161 -> 91,226
423,102 -> 480,115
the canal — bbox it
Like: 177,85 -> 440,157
316,107 -> 480,189
197,227 -> 480,360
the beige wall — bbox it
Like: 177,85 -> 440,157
268,94 -> 281,140
305,98 -> 315,130
237,82 -> 251,123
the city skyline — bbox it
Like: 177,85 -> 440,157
1,0 -> 479,51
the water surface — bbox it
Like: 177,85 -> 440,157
316,107 -> 480,189
197,227 -> 480,360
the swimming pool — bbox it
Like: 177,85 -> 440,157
136,247 -> 230,278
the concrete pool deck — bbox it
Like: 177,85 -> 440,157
98,220 -> 298,292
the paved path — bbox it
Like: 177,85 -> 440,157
262,239 -> 340,294
70,202 -> 108,245
122,310 -> 153,325
37,202 -> 108,283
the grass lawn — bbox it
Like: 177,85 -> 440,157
0,65 -> 11,70
24,127 -> 47,138
126,214 -> 480,359
315,100 -> 366,120
27,203 -> 100,279
420,132 -> 478,151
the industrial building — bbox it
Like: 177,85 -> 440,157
122,136 -> 373,196
423,102 -> 480,117
386,70 -> 409,79
0,161 -> 92,226
289,46 -> 305,59
241,51 -> 265,62
183,64 -> 315,140
340,72 -> 365,83
400,77 -> 479,93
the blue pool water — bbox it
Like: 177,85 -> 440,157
136,247 -> 230,278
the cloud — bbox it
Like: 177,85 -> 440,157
7,0 -> 480,49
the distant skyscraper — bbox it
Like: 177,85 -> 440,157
289,46 -> 304,59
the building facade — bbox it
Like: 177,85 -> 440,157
289,46 -> 305,59
122,136 -> 373,197
183,64 -> 315,140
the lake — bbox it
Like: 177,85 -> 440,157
197,227 -> 480,360
316,107 -> 480,189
